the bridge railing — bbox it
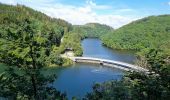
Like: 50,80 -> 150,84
69,57 -> 148,72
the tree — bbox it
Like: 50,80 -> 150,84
0,18 -> 67,99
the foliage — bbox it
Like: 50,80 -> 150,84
102,15 -> 170,51
0,67 -> 67,100
0,3 -> 73,66
73,23 -> 113,38
60,32 -> 83,56
84,49 -> 170,100
0,4 -> 71,99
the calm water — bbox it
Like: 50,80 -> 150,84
82,38 -> 136,64
53,38 -> 136,99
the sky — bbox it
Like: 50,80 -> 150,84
0,0 -> 170,28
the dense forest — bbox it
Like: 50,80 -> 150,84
0,3 -> 72,99
72,23 -> 113,38
102,15 -> 170,52
0,3 -> 75,66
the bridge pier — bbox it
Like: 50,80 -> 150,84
99,61 -> 103,65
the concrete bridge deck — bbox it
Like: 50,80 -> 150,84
69,57 -> 148,72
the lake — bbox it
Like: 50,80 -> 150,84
53,38 -> 136,99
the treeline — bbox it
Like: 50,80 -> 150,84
72,23 -> 113,38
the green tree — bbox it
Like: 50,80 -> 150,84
0,18 -> 67,99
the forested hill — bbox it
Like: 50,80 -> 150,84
102,15 -> 170,53
0,3 -> 73,66
0,3 -> 74,99
0,3 -> 72,43
72,23 -> 114,38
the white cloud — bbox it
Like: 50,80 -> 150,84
96,15 -> 136,28
39,4 -> 136,29
0,0 -> 137,28
86,0 -> 112,10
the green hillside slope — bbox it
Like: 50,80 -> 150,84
0,3 -> 73,66
102,15 -> 170,52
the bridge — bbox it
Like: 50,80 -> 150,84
69,57 -> 148,72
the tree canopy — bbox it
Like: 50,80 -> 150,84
73,23 -> 113,38
102,15 -> 170,52
0,3 -> 71,99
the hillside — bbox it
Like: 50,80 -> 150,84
72,23 -> 113,38
0,3 -> 73,66
102,15 -> 170,53
0,4 -> 75,99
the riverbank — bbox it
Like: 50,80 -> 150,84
49,58 -> 73,67
59,51 -> 75,66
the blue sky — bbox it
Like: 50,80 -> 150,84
0,0 -> 170,28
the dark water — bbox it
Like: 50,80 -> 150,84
82,38 -> 136,64
53,38 -> 136,99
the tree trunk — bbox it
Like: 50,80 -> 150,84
31,75 -> 37,99
30,45 -> 38,99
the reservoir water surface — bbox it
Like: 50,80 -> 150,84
53,38 -> 136,99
